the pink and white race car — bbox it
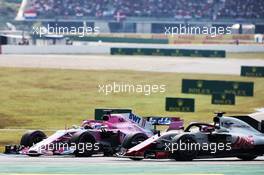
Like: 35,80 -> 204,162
5,111 -> 183,157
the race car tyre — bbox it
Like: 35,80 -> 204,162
70,131 -> 96,157
130,157 -> 144,161
172,134 -> 197,161
237,155 -> 258,161
122,133 -> 148,149
20,130 -> 47,147
122,133 -> 148,161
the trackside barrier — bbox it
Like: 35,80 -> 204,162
1,45 -> 110,54
111,48 -> 226,58
1,45 -> 263,54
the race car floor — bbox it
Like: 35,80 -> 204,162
0,154 -> 263,175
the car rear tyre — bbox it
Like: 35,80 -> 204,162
237,155 -> 257,161
70,131 -> 96,157
122,133 -> 148,149
122,133 -> 148,161
20,130 -> 46,147
172,135 -> 197,161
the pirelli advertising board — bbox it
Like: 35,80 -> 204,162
182,79 -> 254,97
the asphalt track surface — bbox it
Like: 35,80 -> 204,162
0,54 -> 264,75
0,154 -> 263,175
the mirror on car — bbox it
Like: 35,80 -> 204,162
261,120 -> 264,133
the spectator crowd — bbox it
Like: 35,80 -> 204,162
27,0 -> 264,20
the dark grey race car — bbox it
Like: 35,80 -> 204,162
123,111 -> 264,161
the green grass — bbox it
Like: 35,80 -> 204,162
227,52 -> 264,59
0,67 -> 263,150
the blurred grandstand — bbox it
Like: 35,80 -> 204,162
0,0 -> 263,32
22,0 -> 264,20
11,0 -> 262,34
0,0 -> 21,29
0,0 -> 264,45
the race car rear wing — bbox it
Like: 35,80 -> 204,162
146,116 -> 180,125
102,110 -> 184,131
100,109 -> 184,131
145,116 -> 184,130
125,114 -> 183,131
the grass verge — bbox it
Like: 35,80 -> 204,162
227,52 -> 264,59
0,67 -> 263,150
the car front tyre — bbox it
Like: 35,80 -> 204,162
122,133 -> 148,161
20,130 -> 47,147
70,131 -> 96,157
237,155 -> 257,161
172,135 -> 197,161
